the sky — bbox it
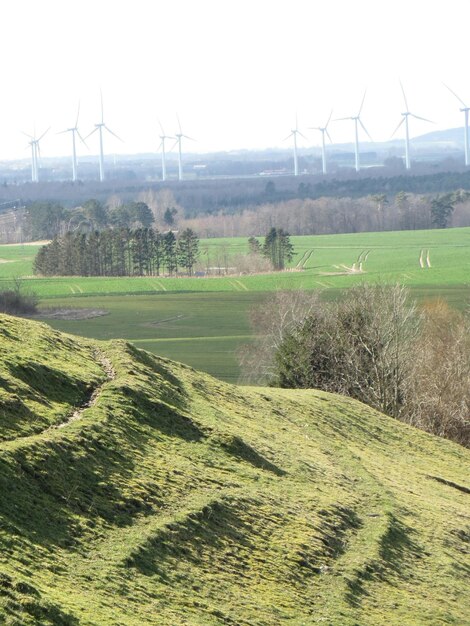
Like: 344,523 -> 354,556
1,0 -> 470,162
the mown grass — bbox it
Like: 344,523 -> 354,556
0,314 -> 468,625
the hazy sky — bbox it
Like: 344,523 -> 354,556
1,0 -> 469,162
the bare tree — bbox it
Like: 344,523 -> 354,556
404,300 -> 470,446
237,290 -> 321,384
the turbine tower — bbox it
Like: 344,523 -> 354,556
23,127 -> 49,183
172,115 -> 194,181
59,103 -> 87,182
86,92 -> 122,182
391,82 -> 433,170
310,110 -> 333,174
158,121 -> 173,181
444,83 -> 470,167
284,116 -> 306,176
336,92 -> 371,172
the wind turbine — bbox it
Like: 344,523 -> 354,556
391,82 -> 433,170
336,92 -> 372,172
158,121 -> 173,181
443,83 -> 470,166
310,110 -> 333,174
86,92 -> 122,182
22,127 -> 49,182
172,115 -> 194,181
284,116 -> 306,176
58,102 -> 87,182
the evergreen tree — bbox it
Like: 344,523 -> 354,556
262,228 -> 294,270
82,199 -> 108,228
128,202 -> 154,228
431,194 -> 455,228
163,231 -> 178,275
164,207 -> 177,226
177,228 -> 200,276
151,229 -> 164,276
248,236 -> 261,255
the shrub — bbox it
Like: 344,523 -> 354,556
0,279 -> 38,315
240,284 -> 470,447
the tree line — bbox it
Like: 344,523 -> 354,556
33,227 -> 200,277
180,189 -> 470,238
8,183 -> 470,245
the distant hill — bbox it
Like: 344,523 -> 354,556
0,315 -> 469,625
412,126 -> 465,145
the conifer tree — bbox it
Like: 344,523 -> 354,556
177,228 -> 200,276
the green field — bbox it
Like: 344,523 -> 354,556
1,315 -> 469,625
1,227 -> 469,382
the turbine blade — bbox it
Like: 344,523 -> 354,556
176,113 -> 182,135
391,117 -> 406,138
21,131 -> 34,140
390,117 -> 405,138
100,89 -> 104,124
37,127 -> 50,142
104,125 -> 123,142
399,80 -> 409,111
85,127 -> 99,140
170,139 -> 179,151
358,90 -> 367,116
410,113 -> 434,123
443,82 -> 467,108
283,132 -> 294,141
298,131 -> 308,140
183,134 -> 196,141
75,100 -> 81,128
334,116 -> 351,121
359,118 -> 373,141
158,119 -> 165,135
325,129 -> 333,143
325,109 -> 333,128
77,130 -> 88,148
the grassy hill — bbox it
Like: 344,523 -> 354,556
0,314 -> 469,625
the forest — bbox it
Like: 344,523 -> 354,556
2,171 -> 470,245
1,163 -> 470,213
34,227 -> 200,277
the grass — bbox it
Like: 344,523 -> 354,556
1,227 -> 470,383
0,314 -> 468,625
1,227 -> 470,295
33,293 -> 262,383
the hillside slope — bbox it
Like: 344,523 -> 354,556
0,314 -> 469,626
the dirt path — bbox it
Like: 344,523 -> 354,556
55,349 -> 115,430
0,349 -> 116,447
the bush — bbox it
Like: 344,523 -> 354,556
0,279 -> 38,315
404,300 -> 470,447
240,284 -> 470,447
274,284 -> 418,419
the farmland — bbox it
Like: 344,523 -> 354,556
1,227 -> 469,381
